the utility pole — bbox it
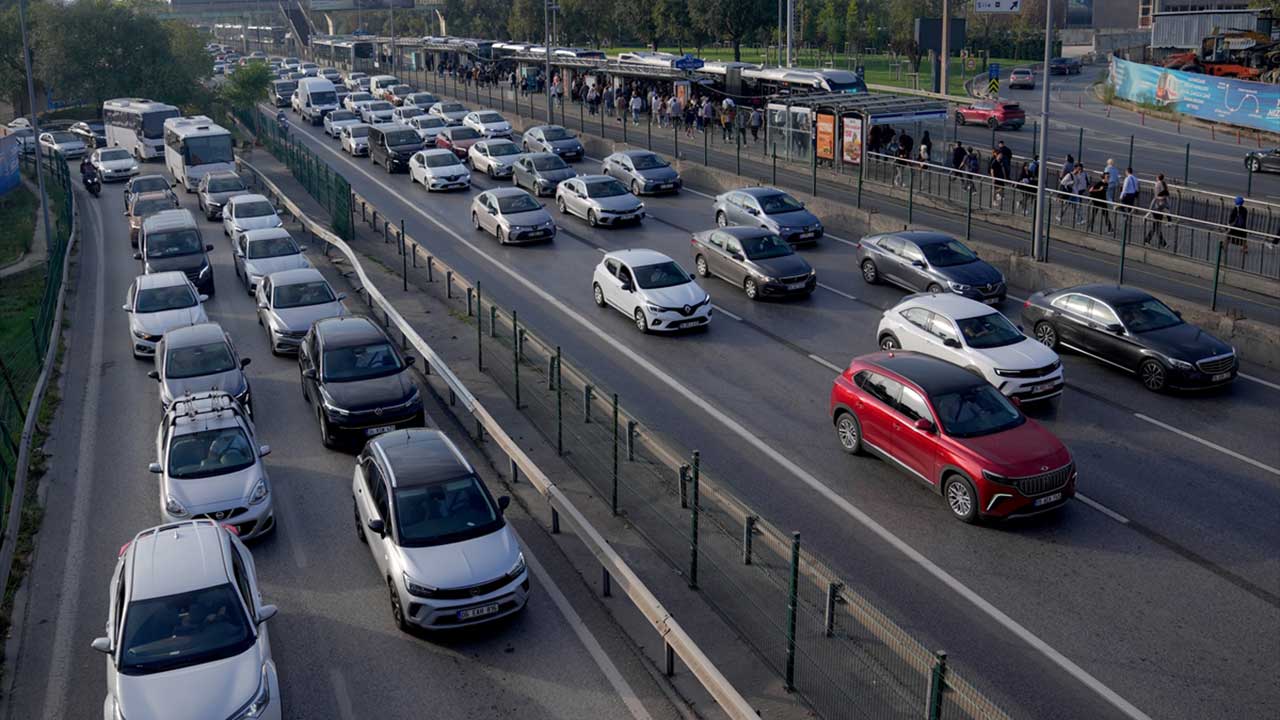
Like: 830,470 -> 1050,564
389,1 -> 396,75
786,0 -> 794,67
939,0 -> 951,95
17,0 -> 52,255
544,0 -> 553,123
1031,0 -> 1054,261
777,0 -> 782,66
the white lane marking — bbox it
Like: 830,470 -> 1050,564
808,354 -> 844,373
711,304 -> 742,321
824,232 -> 861,248
1240,372 -> 1280,391
301,132 -> 1155,720
329,668 -> 357,720
1134,413 -> 1280,477
817,282 -> 857,301
43,195 -> 106,720
1076,493 -> 1130,524
683,187 -> 715,200
522,536 -> 654,720
1007,293 -> 1027,303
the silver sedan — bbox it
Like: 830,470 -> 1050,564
471,188 -> 556,244
555,175 -> 644,228
467,139 -> 524,179
601,150 -> 682,196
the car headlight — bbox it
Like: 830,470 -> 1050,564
645,303 -> 664,313
1167,357 -> 1194,370
508,552 -> 526,578
993,369 -> 1020,377
249,478 -> 269,505
947,281 -> 970,292
321,395 -> 349,416
165,494 -> 188,517
198,264 -> 212,278
981,470 -> 1010,484
403,572 -> 438,598
273,219 -> 283,228
228,663 -> 272,719
132,329 -> 159,341
236,385 -> 251,406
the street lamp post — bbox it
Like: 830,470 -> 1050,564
939,0 -> 951,95
786,0 -> 794,67
1031,0 -> 1054,261
544,0 -> 554,123
17,0 -> 53,254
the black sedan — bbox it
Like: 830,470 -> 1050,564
691,226 -> 815,300
1022,284 -> 1237,392
299,316 -> 424,448
1245,147 -> 1280,173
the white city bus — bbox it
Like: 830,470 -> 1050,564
103,99 -> 181,160
163,116 -> 235,192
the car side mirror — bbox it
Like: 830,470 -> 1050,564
943,337 -> 961,348
257,302 -> 268,310
498,495 -> 511,512
336,292 -> 347,300
170,182 -> 178,189
620,280 -> 633,292
912,418 -> 934,433
1173,310 -> 1182,319
487,207 -> 497,215
367,518 -> 385,536
746,207 -> 758,215
302,368 -> 317,379
132,252 -> 142,260
240,357 -> 252,368
198,294 -> 209,303
205,244 -> 214,252
90,637 -> 112,654
147,370 -> 160,380
1106,323 -> 1124,334
148,462 -> 163,474
403,356 -> 416,367
259,444 -> 271,457
256,604 -> 278,624
121,304 -> 132,312
299,245 -> 307,253
730,252 -> 743,261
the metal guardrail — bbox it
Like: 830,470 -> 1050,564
237,156 -> 759,720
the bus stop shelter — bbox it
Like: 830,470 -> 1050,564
766,93 -> 948,166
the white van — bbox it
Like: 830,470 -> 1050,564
368,75 -> 400,101
294,77 -> 340,125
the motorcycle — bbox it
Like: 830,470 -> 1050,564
83,172 -> 101,198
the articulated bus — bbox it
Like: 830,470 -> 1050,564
163,116 -> 235,192
103,99 -> 181,161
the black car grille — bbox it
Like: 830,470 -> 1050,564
183,269 -> 203,283
999,360 -> 1060,379
195,506 -> 248,522
1196,354 -> 1235,375
1013,463 -> 1073,497
429,571 -> 520,600
976,282 -> 1004,296
779,273 -> 811,285
656,297 -> 709,317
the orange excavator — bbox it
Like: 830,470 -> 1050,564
1161,30 -> 1279,81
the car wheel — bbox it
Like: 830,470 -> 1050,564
927,283 -> 944,294
471,212 -> 481,231
496,227 -> 506,245
695,255 -> 710,277
943,474 -> 979,523
557,197 -> 567,214
354,500 -> 366,544
388,580 -> 410,632
878,334 -> 899,350
587,209 -> 599,227
1249,158 -> 1262,173
834,411 -> 862,455
715,211 -> 727,227
488,165 -> 496,178
1139,359 -> 1167,392
593,283 -> 606,307
631,180 -> 641,196
744,278 -> 759,300
634,308 -> 649,333
318,408 -> 337,448
860,259 -> 880,284
1034,321 -> 1058,349
955,111 -> 966,126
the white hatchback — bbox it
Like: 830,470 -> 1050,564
222,194 -> 283,241
876,293 -> 1065,402
592,249 -> 711,333
123,271 -> 210,359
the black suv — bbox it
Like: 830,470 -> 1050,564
368,125 -> 424,173
135,209 -> 216,296
299,316 -> 424,448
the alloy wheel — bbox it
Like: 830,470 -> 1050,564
1140,360 -> 1166,392
1034,322 -> 1058,348
927,283 -> 944,294
695,256 -> 709,277
836,414 -> 861,454
861,260 -> 879,284
557,197 -> 567,214
879,335 -> 899,350
588,210 -> 598,227
593,284 -> 605,307
389,582 -> 409,631
634,308 -> 648,333
716,212 -> 727,227
945,478 -> 976,521
744,278 -> 758,300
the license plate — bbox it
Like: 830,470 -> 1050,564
527,230 -> 546,238
1034,492 -> 1063,507
660,183 -> 673,189
1212,372 -> 1231,382
679,320 -> 702,328
458,603 -> 500,620
798,232 -> 815,239
983,297 -> 1001,305
365,425 -> 395,436
786,282 -> 807,290
1031,382 -> 1057,394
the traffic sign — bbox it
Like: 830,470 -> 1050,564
988,63 -> 1000,81
988,77 -> 1000,95
965,56 -> 977,72
975,0 -> 1021,12
673,54 -> 704,72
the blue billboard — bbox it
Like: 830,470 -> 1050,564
0,136 -> 19,198
1110,57 -> 1280,134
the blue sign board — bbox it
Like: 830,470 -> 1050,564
988,63 -> 1000,81
674,54 -> 704,72
0,136 -> 19,198
1110,56 -> 1280,134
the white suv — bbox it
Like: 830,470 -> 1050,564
592,249 -> 711,333
92,520 -> 281,720
876,293 -> 1064,402
151,392 -> 275,539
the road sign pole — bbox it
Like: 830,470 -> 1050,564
1030,0 -> 1053,262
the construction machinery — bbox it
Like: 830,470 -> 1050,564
1161,30 -> 1279,82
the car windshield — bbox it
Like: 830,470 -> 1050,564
1114,298 -> 1183,333
740,233 -> 794,260
328,110 -> 356,122
440,103 -> 465,113
541,127 -> 570,140
246,236 -> 298,259
135,285 -> 197,313
275,81 -> 297,93
167,427 -> 255,478
531,155 -> 567,171
931,384 -> 1025,438
422,153 -> 460,168
347,126 -> 369,138
486,141 -> 520,157
956,312 -> 1024,349
633,261 -> 690,289
384,130 -> 420,146
207,176 -> 244,193
166,341 -> 236,379
273,280 -> 335,308
99,149 -> 131,162
118,584 -> 254,676
496,194 -> 540,214
349,93 -> 372,103
448,127 -> 481,140
414,117 -> 445,129
584,179 -> 628,198
235,201 -> 276,219
393,475 -> 502,547
476,112 -> 504,123
132,177 -> 170,194
408,94 -> 435,105
133,198 -> 173,217
757,192 -> 803,214
146,230 -> 203,259
919,239 -> 979,267
322,341 -> 402,382
49,132 -> 78,144
630,153 -> 668,170
310,91 -> 337,105
368,102 -> 393,111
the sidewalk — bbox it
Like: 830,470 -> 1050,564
0,179 -> 49,281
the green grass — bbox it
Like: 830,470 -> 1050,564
0,185 -> 37,267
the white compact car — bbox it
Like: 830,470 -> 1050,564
467,139 -> 523,179
428,101 -> 470,125
343,92 -> 374,113
592,249 -> 711,333
462,110 -> 513,139
38,130 -> 87,159
222,194 -> 283,241
233,228 -> 310,295
123,272 -> 209,358
340,123 -> 371,156
470,188 -> 556,244
407,115 -> 449,144
360,101 -> 396,125
324,109 -> 361,138
392,106 -> 425,124
409,149 -> 471,192
90,147 -> 140,181
876,293 -> 1065,402
92,520 -> 281,720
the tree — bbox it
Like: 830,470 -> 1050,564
615,0 -> 659,50
220,62 -> 272,115
507,0 -> 541,41
690,0 -> 771,62
817,0 -> 845,51
0,3 -> 33,116
653,0 -> 695,53
843,0 -> 865,54
886,0 -> 938,72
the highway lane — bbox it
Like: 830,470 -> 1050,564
3,165 -> 683,720
282,114 -> 1280,720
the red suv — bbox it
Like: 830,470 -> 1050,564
435,126 -> 483,159
828,352 -> 1075,523
955,101 -> 1026,130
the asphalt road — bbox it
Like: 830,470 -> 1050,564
279,112 -> 1280,720
2,164 -> 684,720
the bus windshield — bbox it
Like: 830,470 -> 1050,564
183,135 -> 234,166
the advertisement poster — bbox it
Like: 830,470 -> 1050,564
674,80 -> 690,107
816,113 -> 835,161
0,136 -> 18,198
842,116 -> 863,165
1110,57 -> 1280,134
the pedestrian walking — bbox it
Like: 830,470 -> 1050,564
963,146 -> 980,192
749,105 -> 762,142
587,86 -> 599,115
989,152 -> 1007,205
1087,175 -> 1114,232
1144,193 -> 1169,246
1228,196 -> 1249,250
1120,167 -> 1139,208
1152,172 -> 1169,199
919,131 -> 932,165
951,140 -> 966,170
1073,164 -> 1090,223
735,103 -> 749,144
1016,162 -> 1034,215
630,93 -> 643,126
1061,154 -> 1075,180
657,95 -> 668,127
995,140 -> 1012,180
720,101 -> 734,142
1104,159 -> 1121,204
684,100 -> 697,137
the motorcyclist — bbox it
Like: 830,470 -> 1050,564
276,110 -> 288,132
82,163 -> 101,195
79,155 -> 93,177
